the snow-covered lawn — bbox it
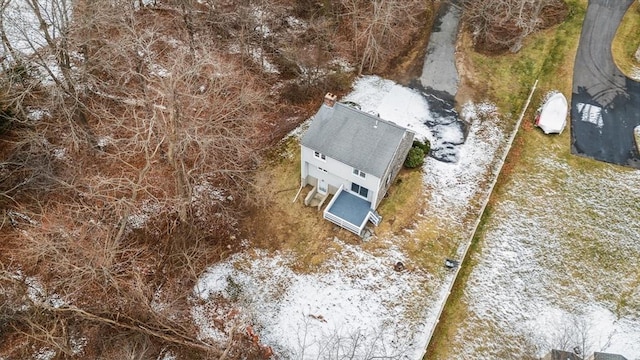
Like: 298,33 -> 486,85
451,148 -> 640,358
194,75 -> 640,359
194,243 -> 434,358
193,76 -> 509,359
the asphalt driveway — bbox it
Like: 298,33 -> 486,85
571,0 -> 640,168
415,1 -> 467,164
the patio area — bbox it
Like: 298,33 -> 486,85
323,187 -> 373,236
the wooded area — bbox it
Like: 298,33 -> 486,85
462,0 -> 568,53
0,0 -> 571,358
0,0 -> 427,358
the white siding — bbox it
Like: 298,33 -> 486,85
301,145 -> 382,205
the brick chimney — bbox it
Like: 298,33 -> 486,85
323,92 -> 337,108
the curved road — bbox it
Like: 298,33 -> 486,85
571,0 -> 640,168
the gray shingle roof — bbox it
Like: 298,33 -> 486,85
546,350 -> 582,360
301,102 -> 413,178
593,352 -> 628,360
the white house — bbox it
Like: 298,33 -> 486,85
300,93 -> 415,236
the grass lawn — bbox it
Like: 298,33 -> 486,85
230,82 -> 510,356
243,133 -> 454,276
426,0 -> 640,358
612,0 -> 640,78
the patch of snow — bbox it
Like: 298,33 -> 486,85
285,117 -> 312,139
194,262 -> 235,300
577,103 -> 604,128
190,180 -> 229,224
285,16 -> 307,30
461,101 -> 498,121
431,122 -> 465,145
158,350 -> 177,360
329,58 -> 355,73
1,0 -> 72,63
34,55 -> 69,86
127,200 -> 163,229
25,275 -> 46,304
96,136 -> 110,150
190,304 -> 229,343
151,287 -> 167,313
228,43 -> 241,55
194,242 -> 436,359
33,348 -> 56,360
424,101 -> 505,225
70,336 -> 87,355
342,76 -> 433,142
192,181 -> 226,204
631,66 -> 640,81
454,152 -> 640,359
7,210 -> 39,226
149,63 -> 170,78
27,108 -> 50,121
134,0 -> 157,9
47,293 -> 65,308
252,9 -> 272,38
53,148 -> 67,160
15,272 -> 67,309
249,47 -> 279,74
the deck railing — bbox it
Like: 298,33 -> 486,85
322,184 -> 342,211
368,210 -> 382,226
322,185 -> 365,236
324,211 -> 362,236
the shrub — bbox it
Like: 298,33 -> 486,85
412,139 -> 431,155
404,146 -> 425,168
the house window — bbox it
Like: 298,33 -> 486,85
351,183 -> 369,199
352,168 -> 366,178
314,151 -> 326,161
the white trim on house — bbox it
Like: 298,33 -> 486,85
352,168 -> 366,178
313,151 -> 326,161
300,93 -> 415,235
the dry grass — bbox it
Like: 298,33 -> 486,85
242,134 -> 459,278
375,168 -> 425,234
611,1 -> 640,77
243,138 -> 340,273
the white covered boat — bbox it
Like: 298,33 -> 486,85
535,92 -> 568,134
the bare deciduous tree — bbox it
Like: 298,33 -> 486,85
340,0 -> 424,74
462,0 -> 568,53
1,1 -> 269,357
